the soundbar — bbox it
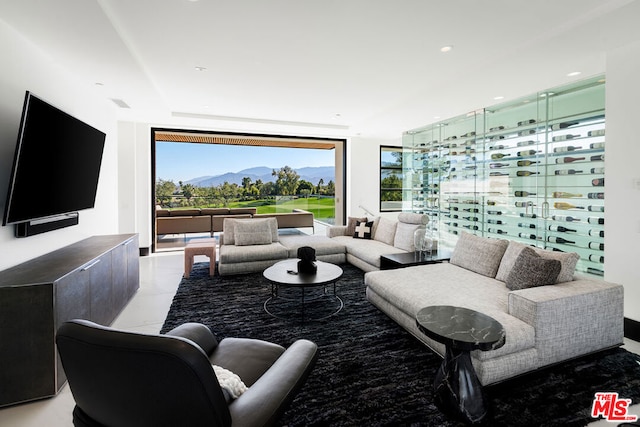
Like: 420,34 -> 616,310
14,212 -> 79,237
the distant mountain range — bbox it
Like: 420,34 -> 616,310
184,166 -> 335,187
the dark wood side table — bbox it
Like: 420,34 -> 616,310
416,305 -> 505,424
380,248 -> 452,270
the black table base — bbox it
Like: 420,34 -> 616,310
434,346 -> 489,424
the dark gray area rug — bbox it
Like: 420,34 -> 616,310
161,262 -> 640,426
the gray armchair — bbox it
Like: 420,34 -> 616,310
56,319 -> 318,427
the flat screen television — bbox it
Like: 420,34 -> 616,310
2,91 -> 106,230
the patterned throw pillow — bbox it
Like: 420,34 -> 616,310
353,220 -> 373,239
505,246 -> 562,290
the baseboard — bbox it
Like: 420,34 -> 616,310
624,317 -> 640,342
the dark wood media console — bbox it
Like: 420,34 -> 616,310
0,234 -> 139,407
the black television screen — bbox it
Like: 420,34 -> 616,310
2,92 -> 106,226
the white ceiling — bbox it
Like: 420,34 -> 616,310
1,0 -> 639,139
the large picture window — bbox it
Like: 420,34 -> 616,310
380,146 -> 403,212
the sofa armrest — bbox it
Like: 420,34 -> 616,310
327,225 -> 348,238
228,339 -> 318,426
508,279 -> 624,365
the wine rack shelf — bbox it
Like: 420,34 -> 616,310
402,75 -> 605,278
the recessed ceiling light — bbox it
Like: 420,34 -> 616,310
440,45 -> 453,53
94,82 -> 104,86
567,71 -> 582,77
195,66 -> 207,72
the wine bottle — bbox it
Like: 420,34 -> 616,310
518,233 -> 537,240
589,142 -> 605,149
463,225 -> 479,230
491,153 -> 510,159
547,236 -> 576,244
518,129 -> 536,136
548,225 -> 577,232
554,169 -> 583,175
517,170 -> 539,176
463,216 -> 479,222
590,154 -> 604,161
515,201 -> 533,207
554,145 -> 582,152
588,217 -> 605,225
517,119 -> 536,126
587,267 -> 604,276
588,129 -> 606,137
590,167 -> 605,174
551,121 -> 579,130
555,156 -> 585,164
487,210 -> 502,215
589,229 -> 605,237
460,131 -> 476,138
554,202 -> 584,210
490,135 -> 505,141
490,172 -> 509,176
519,213 -> 537,218
515,191 -> 536,197
592,178 -> 605,186
552,192 -> 582,198
486,200 -> 498,206
517,149 -> 538,156
490,144 -> 506,150
517,160 -> 539,167
589,254 -> 604,263
517,140 -> 536,147
490,162 -> 509,168
489,126 -> 505,132
588,205 -> 604,212
588,192 -> 605,199
487,219 -> 504,225
589,242 -> 605,250
518,222 -> 536,229
552,215 -> 580,222
552,135 -> 579,143
462,208 -> 479,213
488,228 -> 508,235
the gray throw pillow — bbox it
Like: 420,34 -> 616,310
505,246 -> 562,291
449,231 -> 509,278
346,216 -> 367,236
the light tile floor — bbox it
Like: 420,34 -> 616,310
0,251 -> 638,426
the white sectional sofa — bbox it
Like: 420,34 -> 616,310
326,213 -> 429,272
217,217 -> 346,276
364,231 -> 625,385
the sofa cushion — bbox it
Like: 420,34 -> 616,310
374,218 -> 396,245
504,247 -> 561,290
278,235 -> 346,258
201,208 -> 230,215
332,235 -> 401,268
496,240 -> 579,283
156,209 -> 170,217
394,222 -> 422,252
219,243 -> 288,263
449,231 -> 509,278
223,218 -> 278,245
353,220 -> 373,239
397,212 -> 429,225
235,231 -> 272,246
346,216 -> 368,236
170,208 -> 201,216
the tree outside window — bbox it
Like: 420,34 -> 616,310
380,146 -> 404,212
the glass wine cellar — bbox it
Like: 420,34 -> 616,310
402,75 -> 605,278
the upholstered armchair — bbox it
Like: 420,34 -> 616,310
56,319 -> 318,427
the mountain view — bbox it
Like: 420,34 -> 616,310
184,166 -> 335,188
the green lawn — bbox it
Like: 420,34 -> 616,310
230,197 -> 335,220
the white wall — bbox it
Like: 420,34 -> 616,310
348,136 -> 402,219
0,19 -> 118,271
605,39 -> 640,323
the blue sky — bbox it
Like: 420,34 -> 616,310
156,142 -> 335,182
